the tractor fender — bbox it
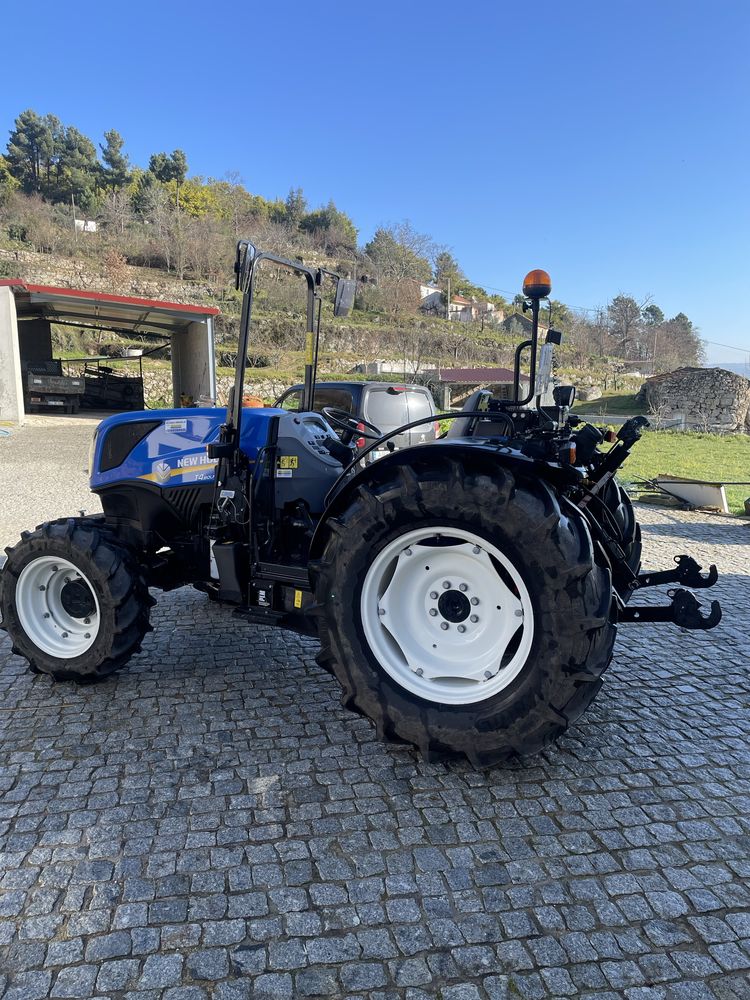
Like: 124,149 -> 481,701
310,438 -> 577,562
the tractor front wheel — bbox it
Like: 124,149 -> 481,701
1,518 -> 152,682
313,460 -> 616,765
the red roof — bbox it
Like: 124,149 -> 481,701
0,279 -> 220,317
451,295 -> 472,305
438,366 -> 529,383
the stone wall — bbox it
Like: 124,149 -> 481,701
60,364 -> 290,410
637,367 -> 750,434
0,247 -> 214,307
139,370 -> 292,408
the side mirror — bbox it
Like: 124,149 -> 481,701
334,278 -> 356,317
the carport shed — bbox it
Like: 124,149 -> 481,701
0,281 -> 219,422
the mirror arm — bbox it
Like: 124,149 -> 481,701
301,271 -> 320,413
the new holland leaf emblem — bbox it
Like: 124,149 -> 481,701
153,460 -> 171,484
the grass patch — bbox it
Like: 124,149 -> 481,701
619,430 -> 750,515
573,391 -> 644,415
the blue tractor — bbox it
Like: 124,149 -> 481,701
0,244 -> 722,765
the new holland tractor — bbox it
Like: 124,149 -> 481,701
0,244 -> 722,765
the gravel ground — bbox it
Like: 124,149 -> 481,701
0,417 -> 749,999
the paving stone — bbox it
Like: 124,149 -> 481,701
84,930 -> 132,961
138,953 -> 184,989
50,965 -> 98,997
250,972 -> 293,999
295,968 -> 340,996
96,959 -> 140,992
0,489 -> 748,1000
4,970 -> 53,1000
186,948 -> 230,980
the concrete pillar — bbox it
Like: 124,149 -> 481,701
17,318 -> 53,365
171,319 -> 217,407
0,287 -> 24,424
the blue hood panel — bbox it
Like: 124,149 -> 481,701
90,407 -> 284,490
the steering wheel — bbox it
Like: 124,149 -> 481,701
321,406 -> 383,443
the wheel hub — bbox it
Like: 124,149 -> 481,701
437,589 -> 471,623
60,579 -> 97,619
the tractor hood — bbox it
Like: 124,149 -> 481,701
89,407 -> 284,491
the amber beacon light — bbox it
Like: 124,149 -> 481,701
522,269 -> 552,299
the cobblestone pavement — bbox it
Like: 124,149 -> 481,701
1,421 -> 749,998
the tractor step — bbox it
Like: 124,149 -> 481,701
620,587 -> 722,630
636,555 -> 718,590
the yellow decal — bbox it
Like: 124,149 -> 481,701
305,331 -> 315,365
139,462 -> 217,482
278,455 -> 299,470
294,590 -> 303,609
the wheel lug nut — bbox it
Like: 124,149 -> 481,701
457,625 -> 466,633
429,591 -> 438,600
470,597 -> 479,606
84,633 -> 91,639
459,583 -> 468,592
442,581 -> 451,589
415,668 -> 424,676
472,546 -> 480,554
43,613 -> 50,619
484,670 -> 492,680
378,608 -> 386,616
515,609 -> 524,617
440,622 -> 449,630
39,585 -> 46,591
84,618 -> 90,625
404,548 -> 412,556
429,609 -> 438,617
470,615 -> 479,623
62,632 -> 68,638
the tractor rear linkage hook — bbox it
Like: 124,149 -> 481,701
619,588 -> 722,630
621,555 -> 721,630
636,554 -> 718,591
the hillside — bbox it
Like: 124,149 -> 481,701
0,106 -> 706,386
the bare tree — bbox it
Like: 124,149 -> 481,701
364,221 -> 435,318
647,396 -> 672,430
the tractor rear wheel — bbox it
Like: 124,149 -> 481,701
1,517 -> 152,682
602,479 -> 642,580
313,460 -> 616,766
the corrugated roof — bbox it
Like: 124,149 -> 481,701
1,279 -> 219,336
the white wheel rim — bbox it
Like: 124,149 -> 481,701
361,526 -> 534,705
15,556 -> 100,659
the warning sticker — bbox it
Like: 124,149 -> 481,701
276,469 -> 293,478
165,418 -> 188,433
294,590 -> 303,609
277,455 -> 299,470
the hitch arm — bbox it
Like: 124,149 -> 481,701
620,588 -> 722,630
637,555 -> 718,590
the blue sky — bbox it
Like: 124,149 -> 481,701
2,0 -> 748,363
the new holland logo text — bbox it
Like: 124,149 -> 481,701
177,452 -> 217,469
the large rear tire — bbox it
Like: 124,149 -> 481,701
1,518 -> 152,682
313,459 -> 616,766
601,478 -> 642,583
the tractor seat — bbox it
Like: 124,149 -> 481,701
444,389 -> 492,438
